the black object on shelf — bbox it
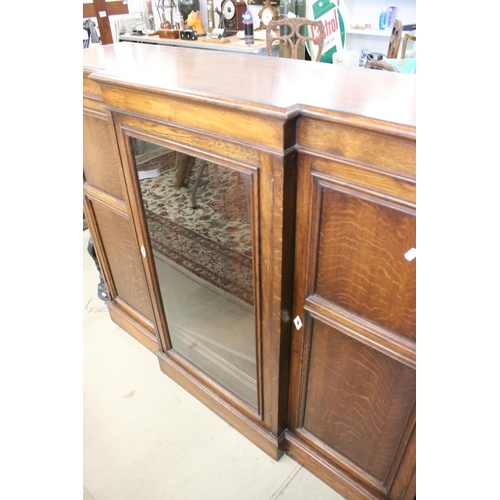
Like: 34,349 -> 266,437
402,24 -> 416,31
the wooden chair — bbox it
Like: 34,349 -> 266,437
365,60 -> 400,72
266,17 -> 325,61
173,152 -> 208,209
387,19 -> 403,58
366,19 -> 405,72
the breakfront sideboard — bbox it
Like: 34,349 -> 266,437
83,43 -> 416,500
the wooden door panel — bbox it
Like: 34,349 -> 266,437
91,201 -> 155,323
303,319 -> 415,482
288,152 -> 416,498
315,186 -> 416,341
83,114 -> 125,200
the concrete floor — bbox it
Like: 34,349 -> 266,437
83,229 -> 346,500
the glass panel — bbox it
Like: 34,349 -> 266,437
132,139 -> 258,409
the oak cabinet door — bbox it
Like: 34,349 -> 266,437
83,111 -> 158,351
288,151 -> 416,500
127,140 -> 261,410
107,113 -> 293,458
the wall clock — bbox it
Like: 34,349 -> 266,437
256,0 -> 279,31
220,0 -> 246,34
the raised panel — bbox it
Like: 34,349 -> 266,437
83,113 -> 125,200
303,319 -> 415,483
315,185 -> 416,340
91,201 -> 155,324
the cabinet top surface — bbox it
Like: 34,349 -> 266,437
83,43 -> 416,130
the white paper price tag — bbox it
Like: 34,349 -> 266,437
294,316 -> 303,330
404,247 -> 416,261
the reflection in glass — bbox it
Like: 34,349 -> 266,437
132,139 -> 257,408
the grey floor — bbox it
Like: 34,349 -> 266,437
83,229 -> 346,500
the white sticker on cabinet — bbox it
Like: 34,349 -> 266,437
294,316 -> 303,330
404,247 -> 416,261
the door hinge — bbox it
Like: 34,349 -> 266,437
141,245 -> 146,258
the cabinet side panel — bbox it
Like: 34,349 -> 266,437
91,202 -> 155,323
316,187 -> 416,340
83,113 -> 125,200
303,320 -> 415,483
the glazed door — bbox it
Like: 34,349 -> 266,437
101,81 -> 297,458
119,135 -> 261,410
287,151 -> 416,500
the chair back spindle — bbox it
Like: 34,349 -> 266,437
266,17 -> 326,61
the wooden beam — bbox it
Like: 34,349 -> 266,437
107,1 -> 130,15
83,1 -> 129,18
83,4 -> 96,18
83,1 -> 130,45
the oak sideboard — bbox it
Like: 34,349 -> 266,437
83,42 -> 416,500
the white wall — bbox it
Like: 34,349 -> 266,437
340,0 -> 416,55
341,0 -> 416,28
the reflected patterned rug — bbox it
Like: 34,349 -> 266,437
138,152 -> 254,305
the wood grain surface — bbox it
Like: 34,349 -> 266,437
303,320 -> 415,482
315,187 -> 416,340
83,42 -> 415,128
83,41 -> 416,498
